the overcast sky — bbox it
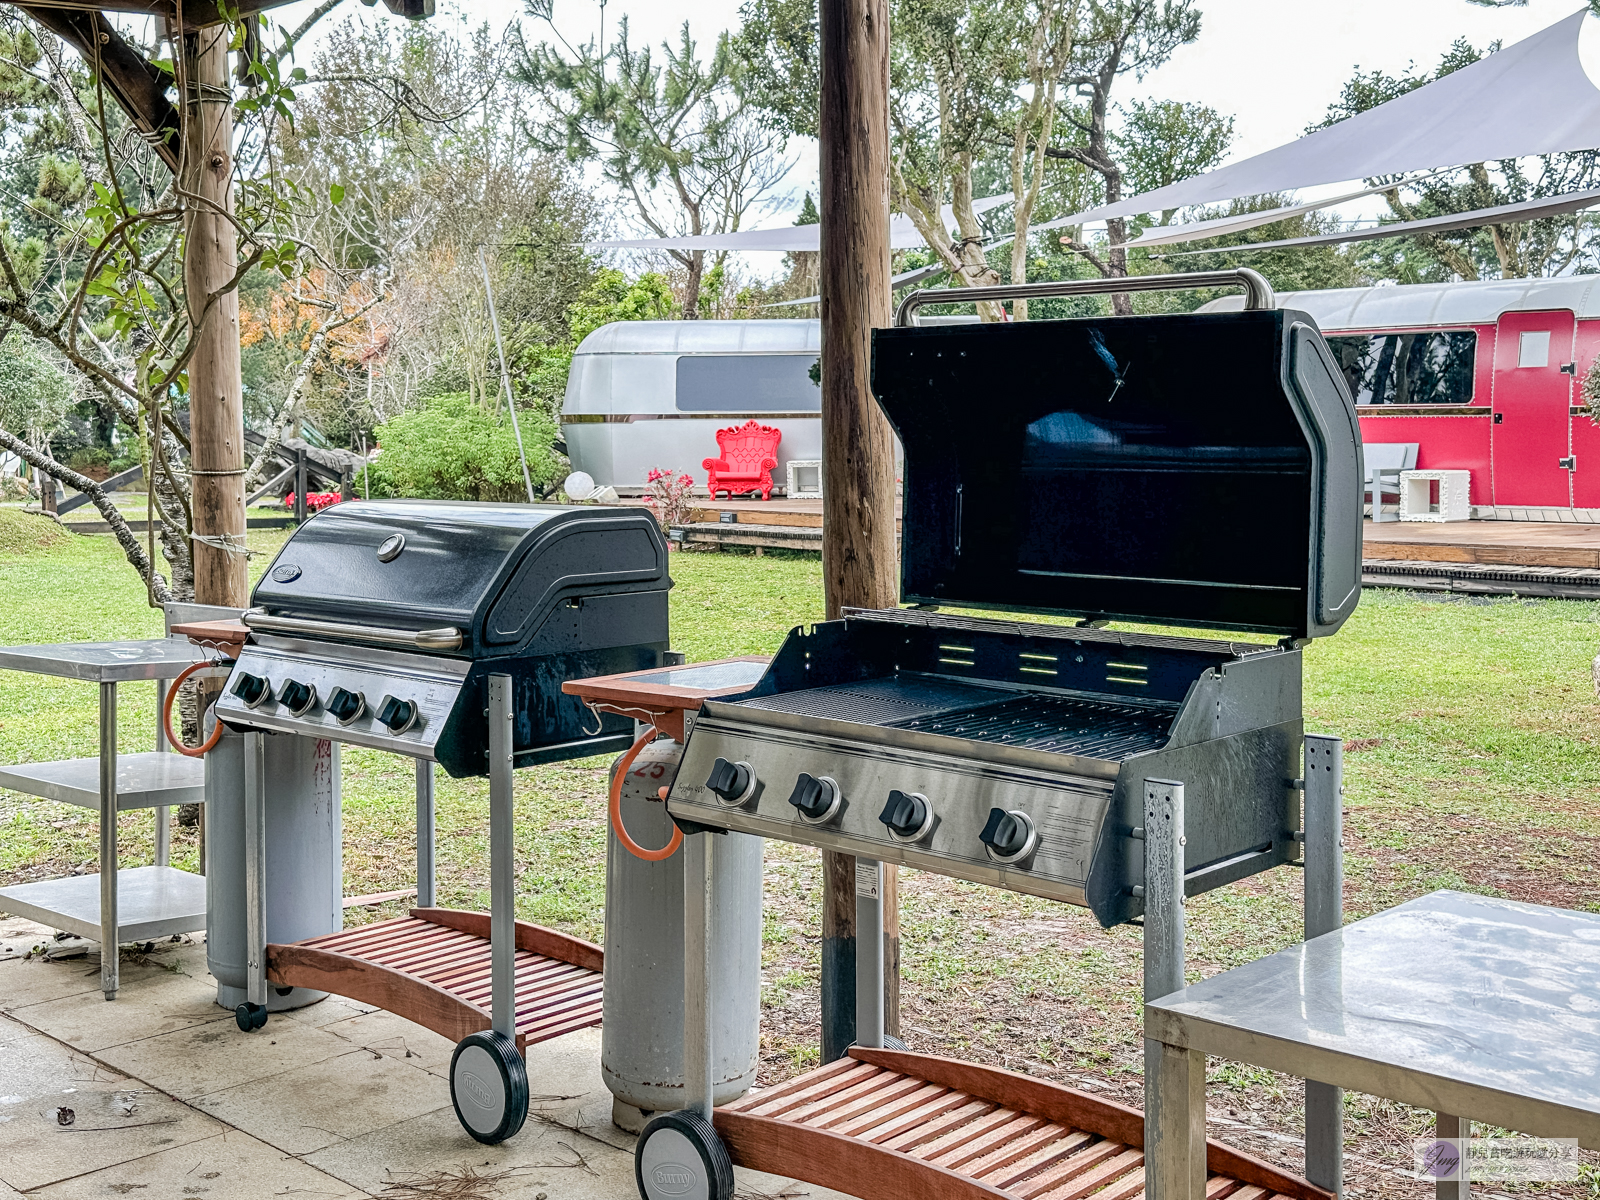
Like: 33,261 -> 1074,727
259,0 -> 1592,240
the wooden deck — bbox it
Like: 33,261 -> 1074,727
1363,518 -> 1600,569
620,496 -> 1600,590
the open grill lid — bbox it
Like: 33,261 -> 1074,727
873,271 -> 1363,640
249,500 -> 669,658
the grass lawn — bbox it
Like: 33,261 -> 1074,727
1,507 -> 1596,1198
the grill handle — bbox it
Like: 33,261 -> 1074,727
242,608 -> 464,652
892,267 -> 1274,326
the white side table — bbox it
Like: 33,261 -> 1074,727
1400,468 -> 1471,522
785,459 -> 822,498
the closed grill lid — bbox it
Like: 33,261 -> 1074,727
871,305 -> 1363,639
251,500 -> 669,656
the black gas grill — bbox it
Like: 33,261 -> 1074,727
666,272 -> 1363,927
215,500 -> 671,775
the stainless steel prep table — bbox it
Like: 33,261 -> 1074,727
0,637 -> 229,998
1145,890 -> 1600,1198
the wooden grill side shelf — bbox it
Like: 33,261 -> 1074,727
712,1050 -> 1333,1200
266,906 -> 604,1053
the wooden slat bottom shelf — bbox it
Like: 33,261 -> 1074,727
266,906 -> 603,1053
716,1048 -> 1332,1200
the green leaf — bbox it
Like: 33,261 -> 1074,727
329,183 -> 346,206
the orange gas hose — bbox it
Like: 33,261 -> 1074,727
163,659 -> 226,758
610,727 -> 683,861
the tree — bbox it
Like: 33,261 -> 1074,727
1042,0 -> 1200,312
515,18 -> 788,318
1313,39 -> 1600,281
265,16 -> 603,441
0,7 -> 326,600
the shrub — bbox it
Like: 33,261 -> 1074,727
358,394 -> 564,502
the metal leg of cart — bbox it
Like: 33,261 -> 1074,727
636,829 -> 734,1200
448,674 -> 529,1145
416,759 -> 436,908
98,681 -> 119,1000
154,680 -> 170,869
1304,736 -> 1346,1197
236,732 -> 270,1031
1144,778 -> 1206,1200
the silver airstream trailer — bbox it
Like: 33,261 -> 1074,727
562,320 -> 822,493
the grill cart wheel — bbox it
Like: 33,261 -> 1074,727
636,1110 -> 734,1200
234,1002 -> 267,1032
450,1030 -> 528,1145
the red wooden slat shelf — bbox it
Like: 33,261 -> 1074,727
713,1048 -> 1333,1200
266,906 -> 603,1052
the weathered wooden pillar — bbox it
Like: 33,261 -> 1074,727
183,24 -> 247,609
818,0 -> 897,1061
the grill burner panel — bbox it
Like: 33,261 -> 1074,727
892,693 -> 1175,762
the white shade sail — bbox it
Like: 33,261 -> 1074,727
1109,185 -> 1398,248
1060,8 -> 1600,226
586,194 -> 1015,252
1160,186 -> 1600,256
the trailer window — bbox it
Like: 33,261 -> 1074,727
675,355 -> 822,412
1325,331 -> 1476,405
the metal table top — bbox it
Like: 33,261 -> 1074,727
0,638 -> 211,682
1146,890 -> 1600,1148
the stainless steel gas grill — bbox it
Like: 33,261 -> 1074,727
613,271 -> 1361,1200
207,499 -> 673,1147
216,499 -> 672,774
666,267 -> 1362,930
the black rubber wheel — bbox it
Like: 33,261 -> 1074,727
234,1002 -> 267,1032
636,1109 -> 735,1200
449,1030 -> 529,1145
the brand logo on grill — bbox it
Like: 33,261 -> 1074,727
271,564 -> 301,583
459,1070 -> 495,1110
651,1162 -> 698,1194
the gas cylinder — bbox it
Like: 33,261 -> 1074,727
205,729 -> 342,1012
600,737 -> 763,1131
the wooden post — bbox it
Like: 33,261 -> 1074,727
183,24 -> 247,610
818,0 -> 897,1061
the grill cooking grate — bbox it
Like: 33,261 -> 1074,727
739,676 -> 999,726
892,694 -> 1173,760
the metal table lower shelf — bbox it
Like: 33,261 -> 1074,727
0,627 -> 233,999
0,866 -> 206,943
0,752 -> 205,810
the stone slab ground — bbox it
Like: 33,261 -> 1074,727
0,916 -> 835,1200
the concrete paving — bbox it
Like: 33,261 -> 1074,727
0,916 -> 846,1199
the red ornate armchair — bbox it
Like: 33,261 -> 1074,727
704,420 -> 782,501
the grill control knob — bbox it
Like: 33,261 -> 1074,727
231,671 -> 271,709
705,758 -> 757,806
787,773 -> 842,824
277,679 -> 317,717
979,808 -> 1038,864
327,687 -> 366,726
879,790 -> 934,842
376,695 -> 419,734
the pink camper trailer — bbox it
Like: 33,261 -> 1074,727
1206,276 -> 1600,510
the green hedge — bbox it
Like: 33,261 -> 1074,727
356,395 -> 564,502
